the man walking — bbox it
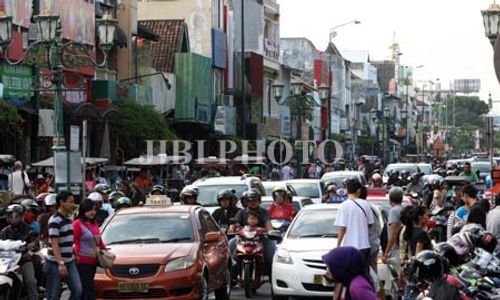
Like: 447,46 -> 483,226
382,187 -> 404,278
462,185 -> 486,228
335,178 -> 374,265
46,192 -> 82,300
487,194 -> 500,252
8,161 -> 31,196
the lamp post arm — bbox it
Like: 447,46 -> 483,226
60,41 -> 109,69
2,40 -> 51,66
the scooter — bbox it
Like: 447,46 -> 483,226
0,240 -> 25,299
270,219 -> 290,236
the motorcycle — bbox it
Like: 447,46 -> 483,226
270,219 -> 290,236
234,226 -> 281,298
0,240 -> 25,299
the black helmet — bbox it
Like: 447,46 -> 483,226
180,186 -> 198,203
20,199 -> 39,213
401,170 -> 410,177
325,185 -> 337,193
405,250 -> 446,285
151,185 -> 165,195
94,183 -> 112,194
6,204 -> 25,216
390,170 -> 400,177
241,188 -> 261,202
434,242 -> 461,267
109,191 -> 125,203
271,187 -> 287,202
460,223 -> 487,245
217,189 -> 234,202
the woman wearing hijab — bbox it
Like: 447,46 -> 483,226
322,246 -> 378,300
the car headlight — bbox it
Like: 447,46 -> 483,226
165,256 -> 196,272
275,248 -> 293,264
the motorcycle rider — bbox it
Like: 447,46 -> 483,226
406,173 -> 424,195
459,162 -> 480,183
179,186 -> 201,205
0,204 -> 39,300
150,185 -> 166,196
38,193 -> 57,245
108,191 -> 125,208
387,170 -> 400,187
113,197 -> 132,211
268,187 -> 295,221
399,170 -> 411,187
94,184 -> 114,215
370,173 -> 383,188
212,189 -> 241,228
229,189 -> 274,272
88,192 -> 108,226
20,199 -> 41,236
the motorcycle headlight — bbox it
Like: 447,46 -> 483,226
165,256 -> 196,272
243,231 -> 256,239
275,248 -> 293,265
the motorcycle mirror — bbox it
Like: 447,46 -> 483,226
267,230 -> 283,241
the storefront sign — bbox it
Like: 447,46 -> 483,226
0,63 -> 32,100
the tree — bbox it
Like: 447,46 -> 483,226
0,100 -> 23,138
442,96 -> 489,128
109,101 -> 177,158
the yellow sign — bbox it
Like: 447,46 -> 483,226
145,195 -> 173,206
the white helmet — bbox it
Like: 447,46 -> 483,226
45,194 -> 57,206
88,192 -> 103,202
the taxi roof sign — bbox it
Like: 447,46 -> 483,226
145,195 -> 173,206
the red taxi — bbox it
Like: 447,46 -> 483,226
95,205 -> 231,299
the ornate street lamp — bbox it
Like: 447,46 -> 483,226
318,84 -> 330,101
482,2 -> 500,47
401,104 -> 407,119
272,81 -> 285,104
0,15 -> 12,48
384,107 -> 391,118
96,15 -> 118,52
291,80 -> 304,96
370,108 -> 377,121
34,14 -> 60,41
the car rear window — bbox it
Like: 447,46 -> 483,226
197,184 -> 247,206
286,182 -> 320,198
102,213 -> 195,245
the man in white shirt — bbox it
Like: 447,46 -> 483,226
487,194 -> 500,253
281,164 -> 291,180
8,161 -> 31,196
335,178 -> 374,265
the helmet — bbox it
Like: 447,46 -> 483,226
485,175 -> 493,189
478,232 -> 498,253
390,170 -> 400,177
6,204 -> 25,216
405,250 -> 446,285
88,192 -> 103,203
326,185 -> 337,193
20,199 -> 39,213
460,223 -> 487,245
434,242 -> 461,267
36,193 -> 50,204
371,173 -> 382,183
272,186 -> 287,202
113,197 -> 132,209
241,188 -> 262,203
150,185 -> 165,195
44,194 -> 57,206
401,170 -> 410,177
448,232 -> 473,256
216,189 -> 234,202
109,191 -> 125,203
95,184 -> 112,194
180,186 -> 198,203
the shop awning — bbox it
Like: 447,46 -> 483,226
114,25 -> 128,48
124,155 -> 187,166
32,157 -> 109,167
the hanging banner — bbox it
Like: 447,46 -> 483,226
0,0 -> 33,28
40,0 -> 95,45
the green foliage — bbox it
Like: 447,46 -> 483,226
330,133 -> 346,143
109,101 -> 177,158
0,100 -> 23,137
442,96 -> 489,128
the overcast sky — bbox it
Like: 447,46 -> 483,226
279,0 -> 500,110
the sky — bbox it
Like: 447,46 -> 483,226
278,0 -> 500,111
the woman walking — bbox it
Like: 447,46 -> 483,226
73,199 -> 106,300
322,246 -> 377,300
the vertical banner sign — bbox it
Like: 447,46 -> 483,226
70,125 -> 80,152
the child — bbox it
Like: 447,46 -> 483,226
246,212 -> 260,227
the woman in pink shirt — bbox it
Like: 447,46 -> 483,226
322,246 -> 378,300
73,199 -> 106,300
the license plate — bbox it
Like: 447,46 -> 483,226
313,275 -> 324,285
118,282 -> 149,293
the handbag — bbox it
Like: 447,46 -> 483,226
82,222 -> 116,268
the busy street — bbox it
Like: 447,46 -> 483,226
1,0 -> 500,300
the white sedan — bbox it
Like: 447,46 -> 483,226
271,204 -> 339,299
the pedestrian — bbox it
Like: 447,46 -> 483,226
281,163 -> 291,180
382,187 -> 404,278
73,199 -> 106,300
359,186 -> 380,271
462,185 -> 487,228
322,246 -> 378,300
335,179 -> 374,267
88,192 -> 108,227
487,194 -> 500,253
8,161 -> 31,196
46,192 -> 82,300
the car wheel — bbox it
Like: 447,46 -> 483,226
199,275 -> 209,300
214,268 -> 231,300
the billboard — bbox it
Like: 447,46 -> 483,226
0,0 -> 33,28
454,79 -> 481,94
40,0 -> 95,45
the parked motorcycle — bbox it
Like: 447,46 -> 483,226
0,240 -> 25,300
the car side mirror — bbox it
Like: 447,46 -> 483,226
205,232 -> 220,243
268,230 -> 283,241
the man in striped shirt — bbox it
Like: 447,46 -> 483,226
46,192 -> 82,300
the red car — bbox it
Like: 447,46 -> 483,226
95,205 -> 231,299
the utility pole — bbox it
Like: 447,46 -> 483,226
241,0 -> 246,138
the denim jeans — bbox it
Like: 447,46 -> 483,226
21,261 -> 37,300
77,264 -> 97,300
46,260 -> 82,300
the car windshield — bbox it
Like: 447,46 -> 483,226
263,183 -> 284,195
321,175 -> 357,187
103,213 -> 195,245
286,182 -> 320,198
197,184 -> 248,206
384,165 -> 418,176
418,165 -> 432,175
287,209 -> 339,238
472,164 -> 491,173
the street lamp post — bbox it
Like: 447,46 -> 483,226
273,80 -> 322,177
0,12 -> 116,191
482,2 -> 500,47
